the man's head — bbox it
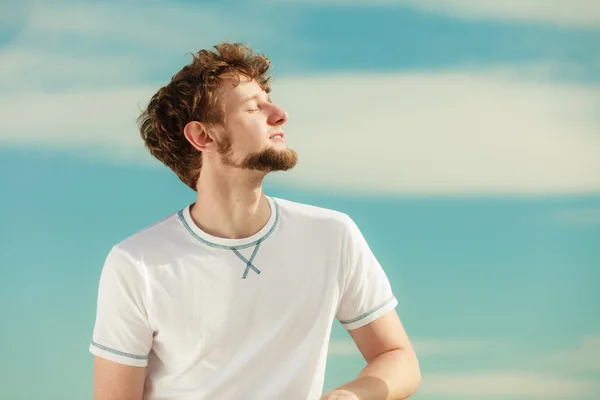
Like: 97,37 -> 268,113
138,42 -> 297,191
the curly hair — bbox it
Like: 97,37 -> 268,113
137,42 -> 272,191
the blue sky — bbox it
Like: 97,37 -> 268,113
1,1 -> 599,399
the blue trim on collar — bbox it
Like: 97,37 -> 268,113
177,198 -> 280,251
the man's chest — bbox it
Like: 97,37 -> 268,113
146,243 -> 342,352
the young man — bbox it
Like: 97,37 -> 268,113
89,42 -> 421,400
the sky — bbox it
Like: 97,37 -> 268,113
1,0 -> 599,399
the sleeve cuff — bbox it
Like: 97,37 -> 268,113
89,340 -> 149,367
339,295 -> 398,330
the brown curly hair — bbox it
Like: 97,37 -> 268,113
137,42 -> 272,191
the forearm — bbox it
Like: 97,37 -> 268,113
332,348 -> 421,400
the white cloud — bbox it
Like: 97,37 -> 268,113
328,338 -> 493,356
420,371 -> 598,398
275,69 -> 600,195
544,335 -> 600,371
1,68 -> 600,195
328,337 -> 600,397
0,1 -> 282,93
404,0 -> 600,28
9,1 -> 271,53
287,0 -> 600,28
0,49 -> 150,92
0,0 -> 313,97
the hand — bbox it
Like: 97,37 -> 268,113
320,389 -> 360,400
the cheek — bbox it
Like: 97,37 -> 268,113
225,115 -> 267,147
224,128 -> 261,154
242,121 -> 267,142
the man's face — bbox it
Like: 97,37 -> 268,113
214,75 -> 297,172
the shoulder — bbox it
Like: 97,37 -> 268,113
109,208 -> 185,260
272,196 -> 357,234
273,196 -> 350,222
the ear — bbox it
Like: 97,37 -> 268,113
183,121 -> 218,152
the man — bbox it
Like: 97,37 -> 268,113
89,42 -> 421,400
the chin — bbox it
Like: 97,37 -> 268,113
241,146 -> 298,171
268,142 -> 287,149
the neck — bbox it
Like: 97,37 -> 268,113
189,165 -> 271,240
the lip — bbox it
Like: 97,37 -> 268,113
269,132 -> 285,139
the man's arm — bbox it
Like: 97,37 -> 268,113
94,357 -> 146,400
322,310 -> 421,400
89,246 -> 153,399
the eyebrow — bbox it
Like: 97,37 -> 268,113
242,93 -> 271,104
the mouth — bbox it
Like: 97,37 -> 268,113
269,132 -> 285,141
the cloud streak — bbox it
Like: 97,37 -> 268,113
420,371 -> 598,398
329,337 -> 600,397
290,0 -> 600,28
0,1 -> 287,93
403,0 -> 600,28
1,67 -> 599,195
544,334 -> 600,371
273,68 -> 600,195
10,1 -> 273,52
2,1 -> 599,195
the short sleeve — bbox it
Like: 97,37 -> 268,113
336,215 -> 398,330
89,246 -> 153,367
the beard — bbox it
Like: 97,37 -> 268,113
217,135 -> 298,172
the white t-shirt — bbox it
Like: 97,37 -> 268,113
89,196 -> 397,400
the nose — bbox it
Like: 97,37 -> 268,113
268,103 -> 288,126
